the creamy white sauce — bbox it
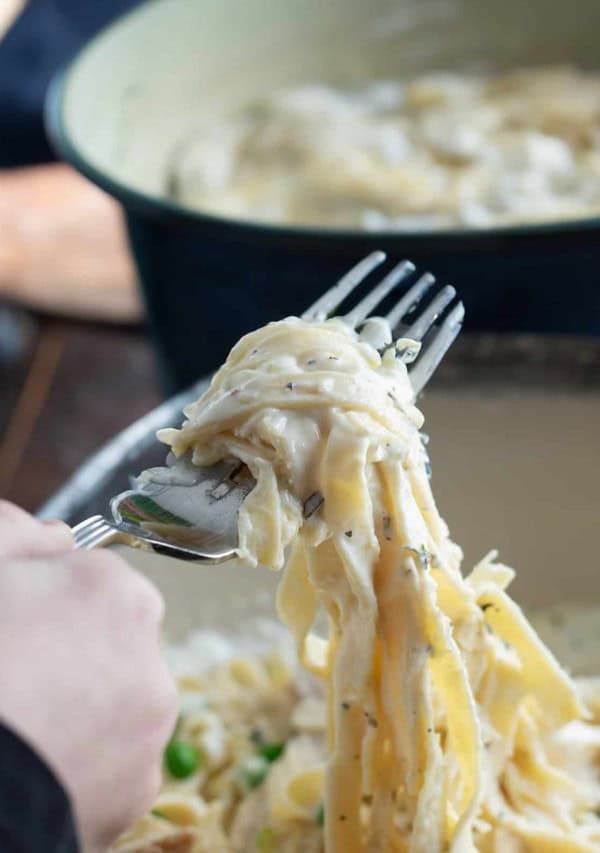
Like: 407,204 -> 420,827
168,66 -> 600,230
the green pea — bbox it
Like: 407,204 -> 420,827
315,802 -> 325,826
164,741 -> 201,779
239,755 -> 270,790
258,742 -> 285,763
256,825 -> 274,852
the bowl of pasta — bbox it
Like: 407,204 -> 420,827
46,0 -> 600,391
42,331 -> 600,853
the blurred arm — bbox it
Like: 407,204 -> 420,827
0,163 -> 141,322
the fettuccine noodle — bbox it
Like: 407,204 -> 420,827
155,316 -> 600,852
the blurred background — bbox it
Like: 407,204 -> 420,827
0,0 -> 156,510
1,0 -> 599,516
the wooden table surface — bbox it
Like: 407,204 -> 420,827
0,303 -> 160,513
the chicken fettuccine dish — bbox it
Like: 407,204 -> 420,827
118,317 -> 600,852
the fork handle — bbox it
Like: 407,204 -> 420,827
72,515 -> 125,551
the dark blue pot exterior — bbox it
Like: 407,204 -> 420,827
126,211 -> 600,393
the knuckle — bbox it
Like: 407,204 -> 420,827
63,548 -> 135,598
70,547 -> 131,578
41,519 -> 74,545
67,550 -> 165,627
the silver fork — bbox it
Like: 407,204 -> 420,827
72,252 -> 464,560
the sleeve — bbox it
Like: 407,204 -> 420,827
0,0 -> 141,167
0,723 -> 80,853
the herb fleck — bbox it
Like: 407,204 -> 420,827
364,711 -> 378,728
328,355 -> 339,361
341,701 -> 351,710
307,358 -> 317,366
258,742 -> 285,763
401,544 -> 430,570
480,602 -> 493,612
383,515 -> 393,541
303,491 -> 324,519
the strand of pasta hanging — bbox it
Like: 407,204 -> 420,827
159,316 -> 600,852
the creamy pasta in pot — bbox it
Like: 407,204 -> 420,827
114,317 -> 600,851
168,67 -> 600,230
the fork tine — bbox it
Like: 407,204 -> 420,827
73,516 -> 119,550
384,272 -> 436,332
403,284 -> 456,342
74,521 -> 110,548
74,528 -> 108,549
344,260 -> 415,328
72,515 -> 105,545
301,251 -> 387,322
409,302 -> 464,395
75,526 -> 112,550
72,514 -> 104,533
